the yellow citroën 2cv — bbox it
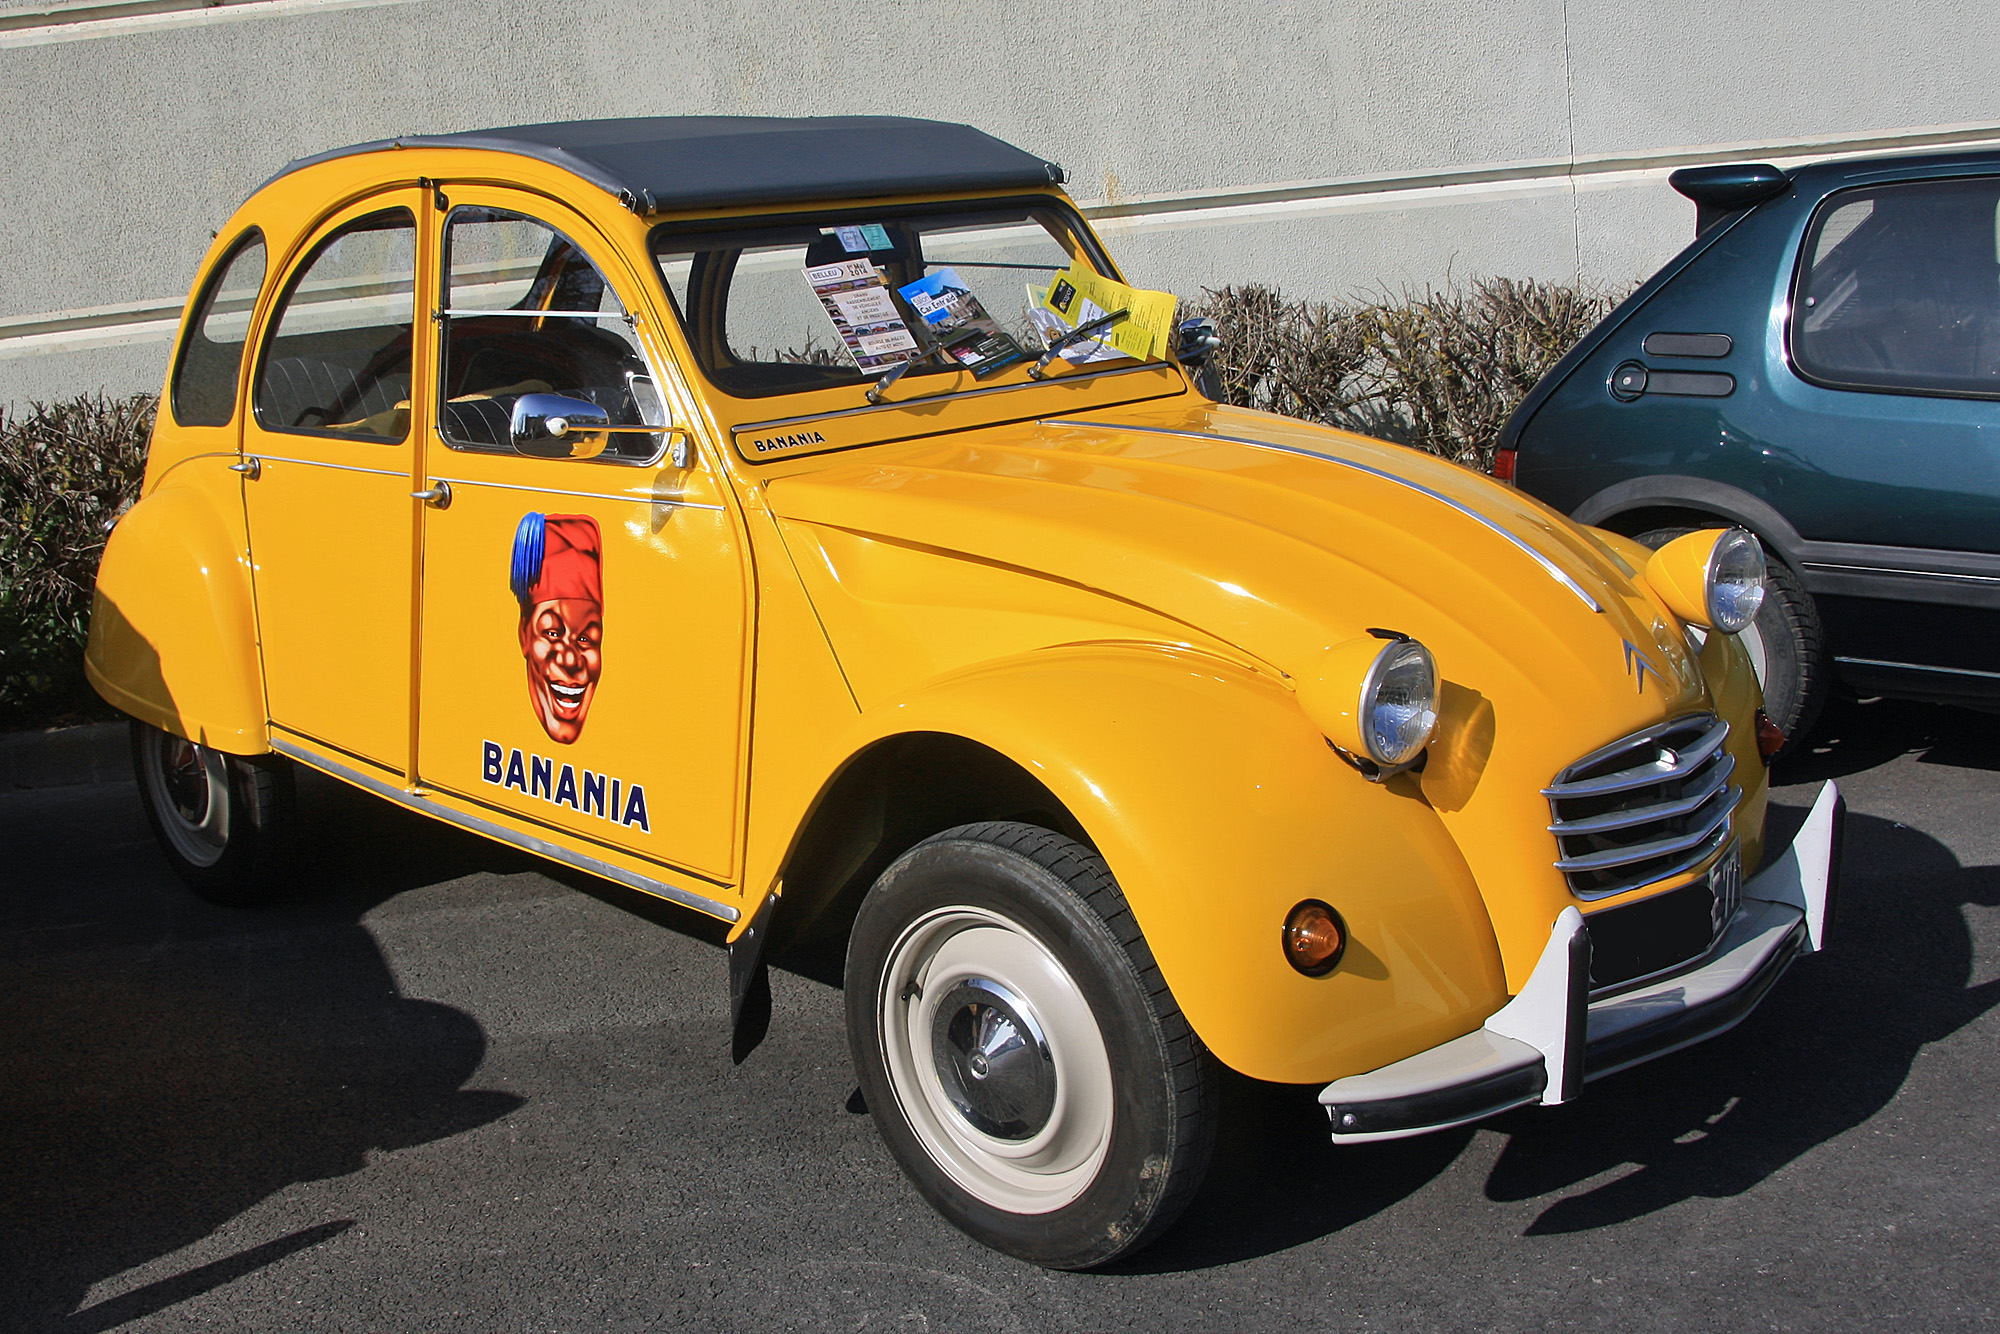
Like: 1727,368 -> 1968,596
87,116 -> 1841,1268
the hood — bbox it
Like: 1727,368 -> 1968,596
766,402 -> 1706,734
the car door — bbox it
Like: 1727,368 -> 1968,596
412,189 -> 750,882
1779,173 -> 2000,687
241,194 -> 426,772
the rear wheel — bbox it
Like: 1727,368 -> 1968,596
131,720 -> 294,906
1637,526 -> 1826,757
845,821 -> 1218,1269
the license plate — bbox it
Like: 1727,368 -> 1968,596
1709,843 -> 1743,940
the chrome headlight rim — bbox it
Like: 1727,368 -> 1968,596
1704,528 -> 1767,635
1355,637 -> 1441,769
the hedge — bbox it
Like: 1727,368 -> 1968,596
1186,277 -> 1625,472
0,394 -> 153,728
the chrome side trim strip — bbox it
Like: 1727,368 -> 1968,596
732,363 -> 1174,438
1804,561 -> 2000,586
437,308 -> 607,319
268,737 -> 742,923
1834,656 -> 2000,682
246,453 -> 407,479
1040,419 -> 1603,613
430,475 -> 726,510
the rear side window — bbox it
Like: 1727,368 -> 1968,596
1792,177 -> 2000,398
170,230 -> 266,427
253,209 -> 417,442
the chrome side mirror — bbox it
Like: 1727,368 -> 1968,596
510,393 -> 611,459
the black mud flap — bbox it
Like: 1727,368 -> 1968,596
729,891 -> 779,1064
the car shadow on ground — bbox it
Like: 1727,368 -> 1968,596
1120,794 -> 1998,1270
1775,695 -> 2000,783
0,772 -> 530,1332
1483,799 -> 1997,1235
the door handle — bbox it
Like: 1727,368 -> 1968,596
229,457 -> 261,479
411,481 -> 452,509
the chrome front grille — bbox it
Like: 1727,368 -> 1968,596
1543,713 -> 1740,899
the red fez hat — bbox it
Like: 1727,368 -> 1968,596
530,515 -> 602,605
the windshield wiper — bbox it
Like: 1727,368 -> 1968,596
865,357 -> 918,404
1028,307 -> 1130,380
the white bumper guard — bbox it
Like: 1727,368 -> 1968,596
1321,781 -> 1844,1143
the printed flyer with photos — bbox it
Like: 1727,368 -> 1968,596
803,258 -> 920,371
898,268 -> 1026,378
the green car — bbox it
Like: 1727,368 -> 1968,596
1502,151 -> 2000,748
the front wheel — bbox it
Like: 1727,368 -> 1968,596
130,721 -> 294,906
845,822 -> 1218,1269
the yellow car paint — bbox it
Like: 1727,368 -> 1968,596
87,466 -> 265,750
87,137 -> 1771,1084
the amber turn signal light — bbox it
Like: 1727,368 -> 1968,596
1283,900 -> 1347,976
1755,708 -> 1785,763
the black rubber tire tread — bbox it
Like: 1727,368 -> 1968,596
845,819 -> 1219,1269
130,720 -> 296,907
1754,553 -> 1828,754
1635,526 -> 1827,758
963,820 -> 1222,1247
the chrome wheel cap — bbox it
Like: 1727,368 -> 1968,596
930,978 -> 1055,1141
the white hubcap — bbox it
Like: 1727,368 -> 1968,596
878,907 -> 1114,1214
142,730 -> 231,868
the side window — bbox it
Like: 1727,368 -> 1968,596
170,230 -> 266,428
1793,177 -> 2000,397
438,207 -> 663,461
253,209 -> 417,442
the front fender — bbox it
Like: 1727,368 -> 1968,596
86,462 -> 266,753
825,642 -> 1509,1084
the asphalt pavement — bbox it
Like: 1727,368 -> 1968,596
2,697 -> 1995,1332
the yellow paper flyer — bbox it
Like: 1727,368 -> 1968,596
1038,265 -> 1178,362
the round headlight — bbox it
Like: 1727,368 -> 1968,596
1296,635 -> 1443,773
1359,639 -> 1440,767
1706,528 -> 1767,634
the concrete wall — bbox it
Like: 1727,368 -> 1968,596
3,0 -> 1996,409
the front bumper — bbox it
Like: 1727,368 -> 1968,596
1320,781 -> 1843,1143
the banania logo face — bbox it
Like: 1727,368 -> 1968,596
748,430 -> 827,453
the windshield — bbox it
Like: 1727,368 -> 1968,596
651,198 -> 1123,399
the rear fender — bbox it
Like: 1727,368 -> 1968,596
806,642 -> 1508,1084
86,462 -> 266,753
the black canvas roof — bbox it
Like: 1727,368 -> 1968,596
267,116 -> 1067,213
